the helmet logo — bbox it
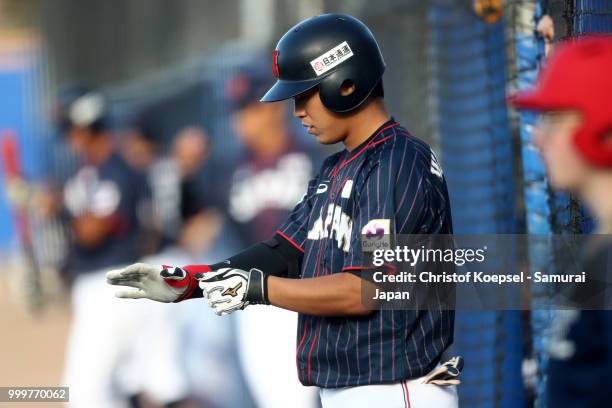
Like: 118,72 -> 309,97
310,41 -> 354,76
272,50 -> 279,78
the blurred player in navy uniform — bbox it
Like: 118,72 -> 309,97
55,85 -> 161,408
123,113 -> 223,256
512,36 -> 612,407
220,64 -> 320,408
106,15 -> 460,408
121,110 -> 181,253
122,114 -> 254,408
224,63 -> 318,245
58,86 -> 150,284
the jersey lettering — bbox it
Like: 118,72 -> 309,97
307,203 -> 352,252
430,149 -> 444,180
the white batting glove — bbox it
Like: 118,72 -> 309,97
198,268 -> 269,316
106,262 -> 209,302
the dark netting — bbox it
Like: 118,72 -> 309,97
570,0 -> 612,34
428,1 -> 524,406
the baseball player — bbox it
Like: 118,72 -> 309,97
511,36 -> 612,407
107,14 -> 459,407
55,85 -> 167,408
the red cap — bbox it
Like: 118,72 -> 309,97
511,35 -> 612,168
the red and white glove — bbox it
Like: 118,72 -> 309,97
106,262 -> 211,303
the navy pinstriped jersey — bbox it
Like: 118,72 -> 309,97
277,118 -> 454,388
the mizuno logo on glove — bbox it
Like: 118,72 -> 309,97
222,282 -> 243,297
198,268 -> 270,315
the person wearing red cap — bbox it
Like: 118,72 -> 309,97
512,35 -> 612,406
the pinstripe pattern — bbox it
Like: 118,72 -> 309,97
278,119 -> 454,387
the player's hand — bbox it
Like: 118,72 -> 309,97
198,268 -> 269,315
106,262 -> 208,303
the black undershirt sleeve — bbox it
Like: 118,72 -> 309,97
210,233 -> 304,279
185,234 -> 304,300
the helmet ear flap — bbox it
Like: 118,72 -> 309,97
319,70 -> 379,113
319,72 -> 355,113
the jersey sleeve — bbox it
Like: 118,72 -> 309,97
342,143 -> 451,271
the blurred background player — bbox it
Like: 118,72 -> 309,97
224,62 -> 318,244
53,84 -> 158,408
120,112 -> 254,408
56,86 -> 220,408
511,35 -> 612,407
172,126 -> 227,257
222,63 -> 320,408
120,108 -> 180,254
122,112 -> 224,257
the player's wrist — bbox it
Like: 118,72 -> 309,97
162,264 -> 212,302
245,269 -> 271,305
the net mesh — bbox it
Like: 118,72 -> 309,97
429,2 -> 524,406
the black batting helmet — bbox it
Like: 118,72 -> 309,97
260,14 -> 385,113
